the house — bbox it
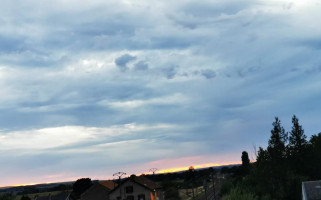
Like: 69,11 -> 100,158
99,180 -> 117,190
80,181 -> 115,200
109,175 -> 163,200
68,180 -> 117,200
302,180 -> 321,200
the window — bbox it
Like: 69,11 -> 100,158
126,186 -> 134,193
138,194 -> 145,200
127,195 -> 134,200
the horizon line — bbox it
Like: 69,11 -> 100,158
0,162 -> 242,188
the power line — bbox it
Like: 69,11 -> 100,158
113,172 -> 126,199
149,168 -> 158,175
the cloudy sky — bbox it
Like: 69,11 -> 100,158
1,0 -> 321,186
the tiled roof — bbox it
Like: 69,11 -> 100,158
131,176 -> 162,191
109,175 -> 162,195
80,183 -> 110,200
98,180 -> 117,190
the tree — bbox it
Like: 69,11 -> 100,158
265,117 -> 288,199
288,115 -> 308,174
20,196 -> 31,200
256,147 -> 270,165
267,117 -> 287,162
288,115 -> 307,154
308,133 -> 321,179
241,151 -> 250,174
72,178 -> 93,198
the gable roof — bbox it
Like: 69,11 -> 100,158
80,183 -> 111,200
131,176 -> 162,191
98,180 -> 117,190
109,176 -> 162,195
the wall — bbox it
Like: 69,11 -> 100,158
109,180 -> 155,200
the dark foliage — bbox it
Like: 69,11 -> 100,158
241,151 -> 250,174
20,196 -> 31,200
72,178 -> 93,198
221,115 -> 321,200
0,193 -> 15,200
162,181 -> 181,200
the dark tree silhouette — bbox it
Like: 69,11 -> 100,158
288,115 -> 308,174
268,117 -> 288,162
223,116 -> 318,200
288,115 -> 307,154
72,178 -> 93,198
308,133 -> 321,179
241,151 -> 250,174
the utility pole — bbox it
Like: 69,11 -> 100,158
149,168 -> 158,175
113,172 -> 126,200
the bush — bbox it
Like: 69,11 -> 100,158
222,186 -> 257,200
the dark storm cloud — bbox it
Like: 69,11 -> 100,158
201,69 -> 216,79
162,65 -> 177,79
134,61 -> 149,71
115,54 -> 137,71
179,0 -> 253,18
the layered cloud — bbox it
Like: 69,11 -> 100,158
0,0 -> 321,186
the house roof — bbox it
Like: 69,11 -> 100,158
98,180 -> 117,190
131,176 -> 162,191
303,180 -> 321,200
109,175 -> 162,195
80,183 -> 111,200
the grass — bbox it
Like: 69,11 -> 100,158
15,190 -> 71,200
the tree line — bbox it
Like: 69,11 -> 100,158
221,115 -> 321,200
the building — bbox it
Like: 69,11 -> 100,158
109,175 -> 163,200
80,181 -> 115,200
302,180 -> 321,200
99,180 -> 118,190
68,180 -> 117,200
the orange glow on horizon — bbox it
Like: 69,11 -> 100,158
146,162 -> 242,174
1,161 -> 243,188
0,182 -> 48,189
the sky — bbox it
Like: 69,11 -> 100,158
0,0 -> 321,186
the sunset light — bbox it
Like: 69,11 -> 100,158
157,162 -> 242,174
0,0 -> 321,199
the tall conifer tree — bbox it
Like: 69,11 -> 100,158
268,117 -> 288,162
288,115 -> 307,156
